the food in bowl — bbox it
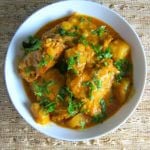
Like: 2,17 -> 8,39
18,13 -> 133,129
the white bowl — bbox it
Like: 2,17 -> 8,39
4,0 -> 146,141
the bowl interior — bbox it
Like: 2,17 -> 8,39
5,0 -> 146,141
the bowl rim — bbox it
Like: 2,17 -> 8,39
4,0 -> 147,141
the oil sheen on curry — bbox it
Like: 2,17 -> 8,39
18,14 -> 133,129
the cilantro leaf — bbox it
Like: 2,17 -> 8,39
78,36 -> 89,46
114,59 -> 131,82
100,99 -> 106,114
82,81 -> 96,100
66,54 -> 80,73
92,26 -> 106,37
56,86 -> 73,102
67,100 -> 83,116
38,54 -> 53,67
58,28 -> 77,37
80,121 -> 86,129
92,99 -> 107,123
22,36 -> 41,54
93,78 -> 102,89
39,98 -> 56,113
91,44 -> 112,59
33,80 -> 55,97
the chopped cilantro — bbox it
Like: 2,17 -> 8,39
79,16 -> 86,22
103,61 -> 108,66
91,43 -> 102,54
100,99 -> 106,114
56,87 -> 67,101
67,100 -> 83,116
33,80 -> 55,97
114,59 -> 131,82
91,44 -> 112,59
38,54 -> 53,67
92,26 -> 106,37
73,25 -> 79,30
56,86 -> 73,102
58,27 -> 77,37
80,121 -> 86,129
39,98 -> 56,113
101,47 -> 112,59
87,17 -> 92,22
92,99 -> 107,123
22,36 -> 41,54
66,54 -> 80,72
82,81 -> 96,100
78,36 -> 89,46
92,113 -> 105,123
93,78 -> 102,89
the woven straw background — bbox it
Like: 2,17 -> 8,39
0,0 -> 149,149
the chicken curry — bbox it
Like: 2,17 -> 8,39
18,14 -> 133,129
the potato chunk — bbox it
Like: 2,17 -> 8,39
66,113 -> 88,128
110,39 -> 130,61
113,78 -> 131,104
31,103 -> 50,125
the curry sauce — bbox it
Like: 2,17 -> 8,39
20,14 -> 133,129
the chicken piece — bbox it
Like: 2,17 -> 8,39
65,44 -> 87,74
31,69 -> 65,101
67,59 -> 118,116
31,103 -> 50,125
85,45 -> 96,68
110,39 -> 130,61
66,68 -> 91,100
82,60 -> 118,116
18,37 -> 65,82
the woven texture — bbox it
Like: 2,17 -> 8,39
0,0 -> 150,149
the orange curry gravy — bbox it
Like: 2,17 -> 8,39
22,14 -> 133,129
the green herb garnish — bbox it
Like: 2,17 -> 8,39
114,59 -> 131,82
100,99 -> 106,114
103,61 -> 108,66
92,113 -> 105,123
66,54 -> 80,72
91,44 -> 112,59
33,80 -> 55,97
87,17 -> 92,22
79,16 -> 86,22
38,54 -> 53,67
39,98 -> 56,113
67,100 -> 83,116
78,36 -> 89,46
56,86 -> 73,101
58,28 -> 77,37
80,121 -> 86,129
92,26 -> 106,37
92,99 -> 107,123
93,78 -> 102,89
82,81 -> 96,100
22,36 -> 41,54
